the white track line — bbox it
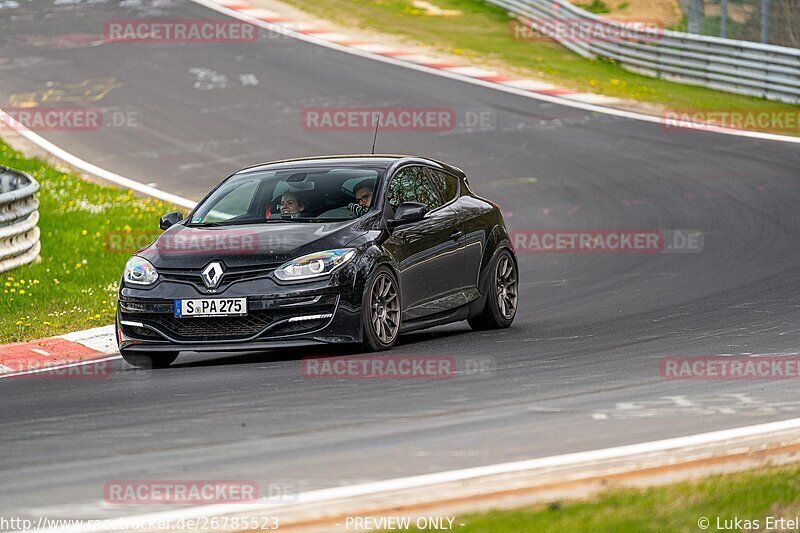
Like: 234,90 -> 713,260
0,111 -> 198,209
192,0 -> 800,145
41,416 -> 800,532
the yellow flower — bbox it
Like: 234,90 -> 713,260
81,229 -> 88,236
53,278 -> 60,285
19,289 -> 25,295
610,79 -> 620,85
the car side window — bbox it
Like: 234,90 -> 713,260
387,166 -> 443,211
426,169 -> 459,205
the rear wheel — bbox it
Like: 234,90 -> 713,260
468,250 -> 518,330
120,350 -> 180,369
362,267 -> 401,351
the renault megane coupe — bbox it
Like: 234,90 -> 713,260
116,155 -> 518,368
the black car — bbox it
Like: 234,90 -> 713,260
116,155 -> 518,368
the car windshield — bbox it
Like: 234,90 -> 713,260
188,166 -> 382,226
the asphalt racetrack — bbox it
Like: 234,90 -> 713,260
1,0 -> 800,521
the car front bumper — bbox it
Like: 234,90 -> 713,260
116,275 -> 362,353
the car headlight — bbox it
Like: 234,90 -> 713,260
124,256 -> 159,286
275,249 -> 356,281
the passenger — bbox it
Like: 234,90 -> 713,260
280,191 -> 306,215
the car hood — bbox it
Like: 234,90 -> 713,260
138,220 -> 363,269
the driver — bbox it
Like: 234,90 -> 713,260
280,191 -> 306,215
347,179 -> 374,217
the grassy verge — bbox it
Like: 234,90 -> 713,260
402,463 -> 800,532
0,139 -> 181,343
279,0 -> 798,133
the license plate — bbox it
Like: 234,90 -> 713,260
175,298 -> 247,318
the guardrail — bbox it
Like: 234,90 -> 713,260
0,166 -> 40,274
489,0 -> 800,104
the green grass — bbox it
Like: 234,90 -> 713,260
0,140 -> 181,343
401,463 -> 800,532
280,0 -> 798,131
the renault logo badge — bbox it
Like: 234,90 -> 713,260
201,262 -> 224,290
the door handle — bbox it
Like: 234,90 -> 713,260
450,230 -> 464,241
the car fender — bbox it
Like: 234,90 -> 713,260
469,234 -> 517,317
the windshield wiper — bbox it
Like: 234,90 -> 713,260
187,221 -> 225,227
267,217 -> 353,223
189,218 -> 352,227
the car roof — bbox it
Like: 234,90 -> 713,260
235,155 -> 465,178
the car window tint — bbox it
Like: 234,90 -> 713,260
427,169 -> 459,204
387,166 -> 443,211
204,179 -> 260,222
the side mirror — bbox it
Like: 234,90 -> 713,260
389,202 -> 428,227
159,211 -> 184,230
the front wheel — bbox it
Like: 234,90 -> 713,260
468,250 -> 518,330
362,267 -> 401,351
120,350 -> 180,369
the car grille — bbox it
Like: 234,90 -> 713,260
159,264 -> 282,289
141,311 -> 275,340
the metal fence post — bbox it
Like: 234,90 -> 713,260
688,0 -> 702,34
761,0 -> 771,43
0,166 -> 41,274
720,0 -> 728,38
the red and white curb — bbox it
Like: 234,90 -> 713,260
0,325 -> 118,378
213,0 -> 621,105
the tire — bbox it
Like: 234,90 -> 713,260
120,350 -> 180,369
362,266 -> 401,351
468,249 -> 518,331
